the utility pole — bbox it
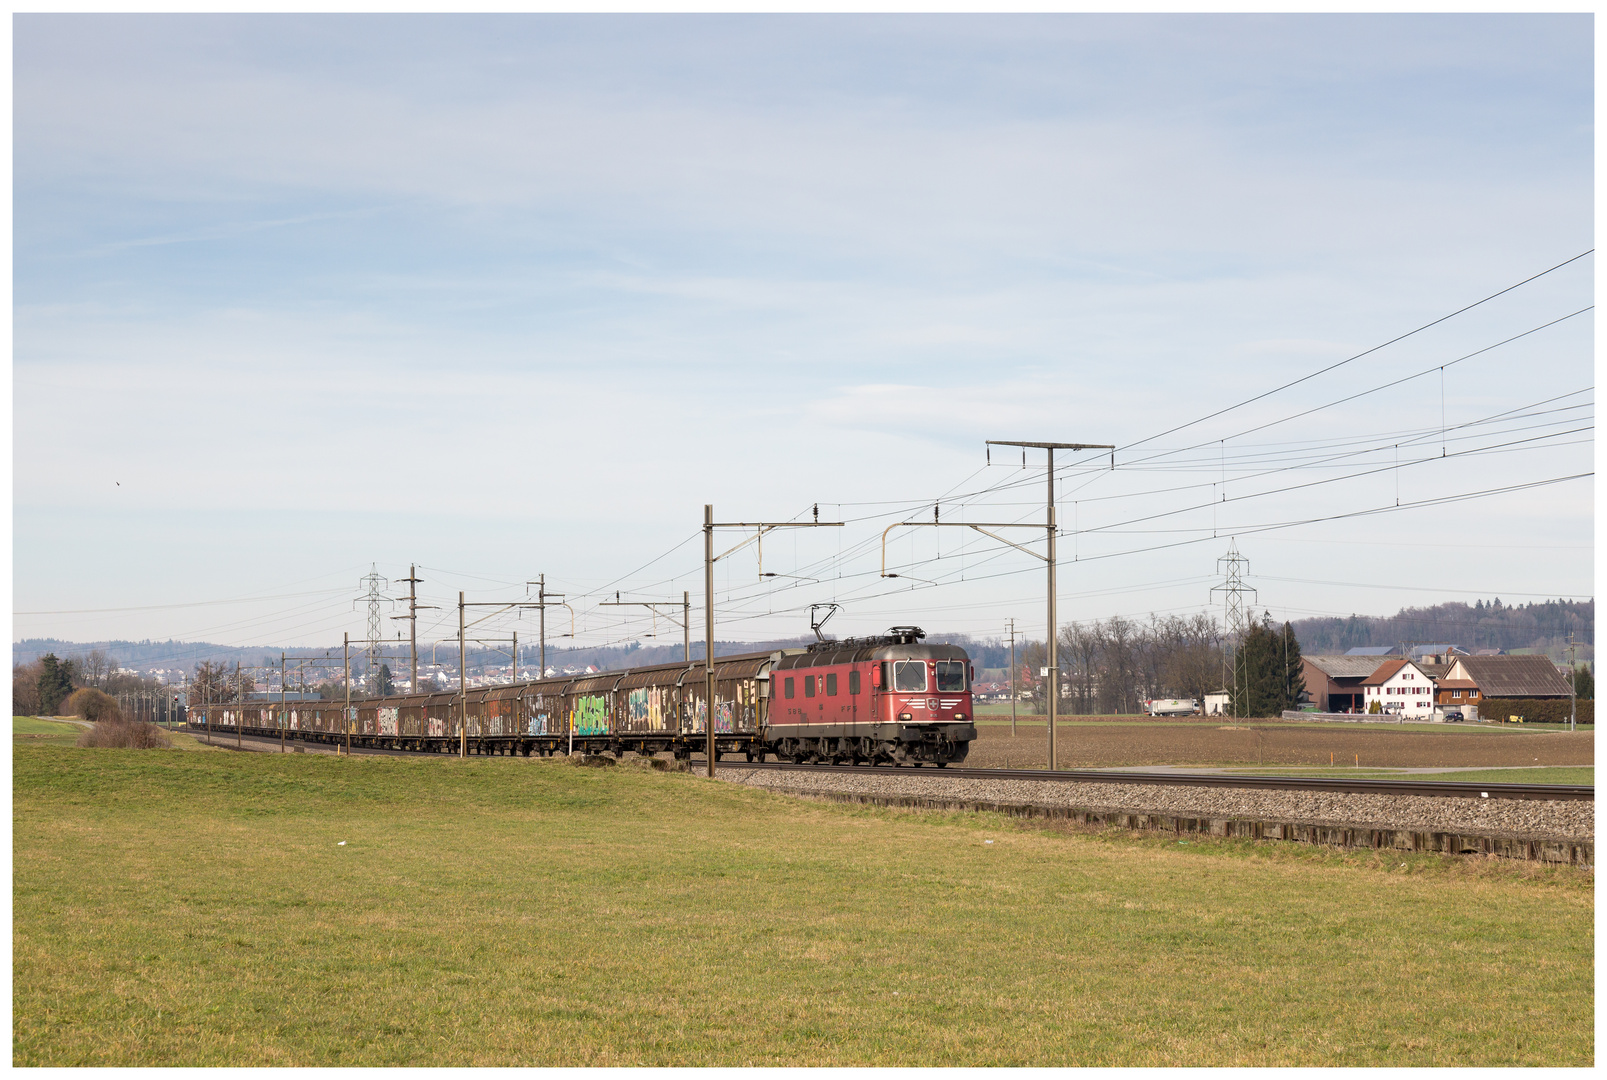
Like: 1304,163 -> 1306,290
401,565 -> 422,693
1568,635 -> 1577,732
281,652 -> 287,753
391,568 -> 437,694
343,633 -> 351,755
1008,618 -> 1017,738
703,504 -> 844,777
526,575 -> 567,680
459,591 -> 468,759
880,440 -> 1113,771
704,506 -> 713,773
235,661 -> 243,749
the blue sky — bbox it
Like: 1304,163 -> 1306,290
12,14 -> 1594,654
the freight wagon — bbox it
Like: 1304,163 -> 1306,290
187,627 -> 976,765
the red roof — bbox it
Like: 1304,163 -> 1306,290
1360,659 -> 1410,686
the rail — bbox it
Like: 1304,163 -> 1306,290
193,727 -> 1593,801
719,761 -> 1594,801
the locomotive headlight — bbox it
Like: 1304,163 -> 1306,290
899,713 -> 913,721
953,712 -> 967,721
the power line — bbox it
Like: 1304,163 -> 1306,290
1118,249 -> 1594,456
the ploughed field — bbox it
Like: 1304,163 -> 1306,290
13,743 -> 1593,1066
965,720 -> 1595,772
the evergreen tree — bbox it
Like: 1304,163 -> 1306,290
1572,662 -> 1593,701
35,653 -> 75,716
1279,620 -> 1305,710
378,664 -> 395,696
1228,615 -> 1304,718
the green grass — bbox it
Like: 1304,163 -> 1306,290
13,716 -> 214,752
13,745 -> 1593,1066
14,716 -> 83,746
14,716 -> 82,735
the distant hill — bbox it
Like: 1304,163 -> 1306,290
13,629 -> 1022,676
1291,599 -> 1593,661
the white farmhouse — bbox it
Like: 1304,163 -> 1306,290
1360,659 -> 1437,718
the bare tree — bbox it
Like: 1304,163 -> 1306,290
190,661 -> 251,705
1095,616 -> 1145,714
73,649 -> 118,689
1151,613 -> 1223,702
1018,641 -> 1047,713
1059,621 -> 1101,714
1051,612 -> 1224,716
13,660 -> 43,715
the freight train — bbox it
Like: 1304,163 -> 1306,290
186,627 -> 977,766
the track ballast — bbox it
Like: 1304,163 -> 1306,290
203,729 -> 1589,801
723,761 -> 1592,800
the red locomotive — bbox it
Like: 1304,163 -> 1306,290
767,627 -> 975,765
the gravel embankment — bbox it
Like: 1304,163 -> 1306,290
716,768 -> 1594,842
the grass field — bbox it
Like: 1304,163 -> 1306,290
13,744 -> 1593,1066
13,716 -> 213,751
13,717 -> 84,746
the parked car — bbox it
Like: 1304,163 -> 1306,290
1442,710 -> 1464,723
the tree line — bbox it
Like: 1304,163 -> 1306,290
1291,598 -> 1593,657
1000,611 -> 1303,717
12,649 -> 174,717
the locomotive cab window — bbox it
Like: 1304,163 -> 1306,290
893,660 -> 927,693
849,670 -> 861,695
826,673 -> 838,696
935,661 -> 967,692
784,677 -> 795,699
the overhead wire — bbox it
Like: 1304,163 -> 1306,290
1117,249 -> 1593,457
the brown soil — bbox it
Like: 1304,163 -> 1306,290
966,720 -> 1595,770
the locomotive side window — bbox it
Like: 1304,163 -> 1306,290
850,670 -> 861,695
826,673 -> 838,696
893,660 -> 927,692
936,661 -> 967,692
784,677 -> 795,699
805,675 -> 815,698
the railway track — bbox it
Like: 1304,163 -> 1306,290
723,761 -> 1593,800
200,729 -> 1589,801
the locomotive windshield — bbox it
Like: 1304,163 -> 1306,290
935,660 -> 967,692
892,660 -> 928,692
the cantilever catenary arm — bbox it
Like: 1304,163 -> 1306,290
880,521 -> 1049,577
714,524 -> 775,564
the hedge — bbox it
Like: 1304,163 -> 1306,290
1476,697 -> 1592,725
